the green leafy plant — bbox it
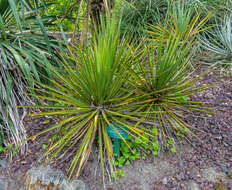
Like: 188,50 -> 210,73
201,14 -> 232,56
200,14 -> 232,74
0,0 -> 63,148
25,15 -> 150,179
40,0 -> 80,32
191,0 -> 232,24
146,1 -> 215,43
119,0 -> 230,41
42,144 -> 48,150
228,172 -> 232,178
111,169 -> 125,180
113,134 -> 160,168
0,145 -> 7,154
126,34 -> 213,148
0,143 -> 19,157
119,0 -> 169,39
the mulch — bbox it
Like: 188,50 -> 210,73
152,67 -> 232,189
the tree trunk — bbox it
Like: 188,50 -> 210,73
90,0 -> 115,29
80,0 -> 115,46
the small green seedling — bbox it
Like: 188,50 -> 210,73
177,126 -> 190,137
12,145 -> 20,157
168,139 -> 173,145
113,134 -> 160,169
168,139 -> 176,153
14,145 -> 19,151
42,144 -> 48,150
7,144 -> 13,150
170,147 -> 177,153
0,143 -> 20,157
0,146 -> 7,153
213,180 -> 227,190
228,172 -> 232,178
43,120 -> 49,124
111,169 -> 125,180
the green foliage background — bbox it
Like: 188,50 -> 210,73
28,0 -> 79,31
46,0 -> 79,31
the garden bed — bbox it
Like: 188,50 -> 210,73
0,66 -> 231,190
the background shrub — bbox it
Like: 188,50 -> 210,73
0,0 -> 63,150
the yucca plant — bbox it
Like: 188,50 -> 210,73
200,14 -> 232,74
126,34 -> 213,149
191,0 -> 232,23
0,0 -> 62,149
146,1 -> 214,44
25,15 -> 150,180
119,0 -> 169,39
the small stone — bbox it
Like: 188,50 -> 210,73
214,135 -> 222,140
227,180 -> 232,188
69,180 -> 90,190
185,181 -> 200,190
171,180 -> 178,186
179,161 -> 183,168
0,160 -> 8,171
191,155 -> 197,161
188,162 -> 194,168
0,177 -> 7,190
162,177 -> 168,185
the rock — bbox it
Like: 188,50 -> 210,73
26,165 -> 90,190
69,180 -> 89,190
184,181 -> 200,190
161,177 -> 168,185
0,160 -> 8,171
0,177 -> 7,190
227,180 -> 232,188
202,167 -> 227,182
0,160 -> 10,190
